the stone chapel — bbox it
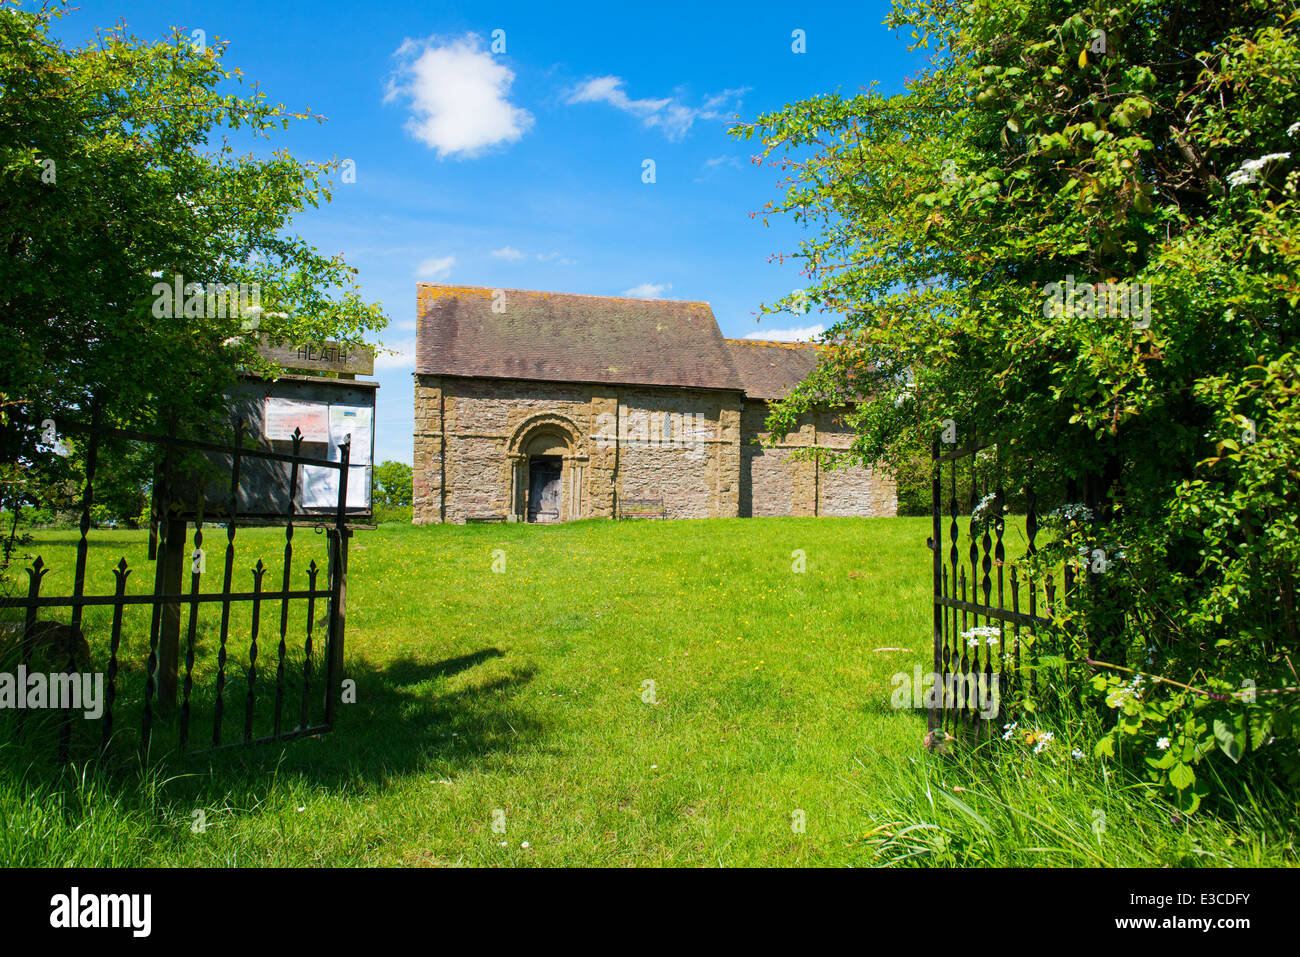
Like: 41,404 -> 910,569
412,283 -> 897,523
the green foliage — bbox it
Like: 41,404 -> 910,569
887,440 -> 1068,516
372,504 -> 413,525
892,449 -> 934,516
0,1 -> 387,558
736,0 -> 1300,808
853,727 -> 1293,866
373,460 -> 413,509
74,438 -> 153,528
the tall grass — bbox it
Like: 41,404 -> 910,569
850,727 -> 1294,867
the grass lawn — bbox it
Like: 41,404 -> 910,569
1,517 -> 1291,866
1,516 -> 931,866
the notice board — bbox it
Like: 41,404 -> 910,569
179,374 -> 378,521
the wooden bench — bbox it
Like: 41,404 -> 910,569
619,498 -> 665,520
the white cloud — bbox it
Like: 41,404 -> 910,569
695,154 -> 744,182
491,246 -> 526,260
416,255 -> 455,279
374,337 -> 417,370
743,324 -> 824,343
386,35 -> 534,159
621,282 -> 673,298
567,76 -> 670,116
565,77 -> 748,140
537,252 -> 577,265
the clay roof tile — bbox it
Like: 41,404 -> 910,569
416,283 -> 746,392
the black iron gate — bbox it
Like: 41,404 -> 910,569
0,416 -> 351,762
928,437 -> 1069,736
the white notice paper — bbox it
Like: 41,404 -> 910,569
297,404 -> 373,510
263,398 -> 329,442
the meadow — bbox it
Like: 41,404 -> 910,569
0,517 -> 1292,866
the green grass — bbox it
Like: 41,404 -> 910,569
0,518 -> 1293,866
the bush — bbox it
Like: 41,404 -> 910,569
373,461 -> 412,508
372,504 -> 412,525
742,0 -> 1300,811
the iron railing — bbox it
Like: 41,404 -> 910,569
928,438 -> 1073,735
0,415 -> 351,762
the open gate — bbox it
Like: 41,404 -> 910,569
0,415 -> 352,762
928,437 -> 1068,736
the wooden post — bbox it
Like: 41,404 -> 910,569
158,517 -> 186,713
326,529 -> 349,723
143,417 -> 178,746
324,437 -> 350,728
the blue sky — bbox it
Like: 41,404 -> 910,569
54,0 -> 926,464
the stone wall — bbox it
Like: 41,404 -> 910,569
738,401 -> 898,518
413,376 -> 895,524
414,375 -> 743,524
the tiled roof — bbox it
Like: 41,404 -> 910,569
722,338 -> 821,400
415,284 -> 746,392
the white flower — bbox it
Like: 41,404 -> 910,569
1002,721 -> 1018,741
1227,152 -> 1291,189
1033,732 -> 1054,754
961,625 -> 1000,640
1071,748 -> 1086,760
1049,503 -> 1094,524
971,492 -> 998,522
1156,736 -> 1171,750
1288,121 -> 1300,137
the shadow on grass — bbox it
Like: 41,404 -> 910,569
385,647 -> 506,683
196,646 -> 541,779
0,644 -> 543,830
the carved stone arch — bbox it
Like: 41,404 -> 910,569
507,412 -> 584,459
506,412 -> 588,522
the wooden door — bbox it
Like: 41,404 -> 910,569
527,458 -> 562,523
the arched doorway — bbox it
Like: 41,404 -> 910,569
524,434 -> 565,523
507,414 -> 587,523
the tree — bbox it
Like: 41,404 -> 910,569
373,460 -> 413,509
0,2 -> 387,551
737,0 -> 1300,806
